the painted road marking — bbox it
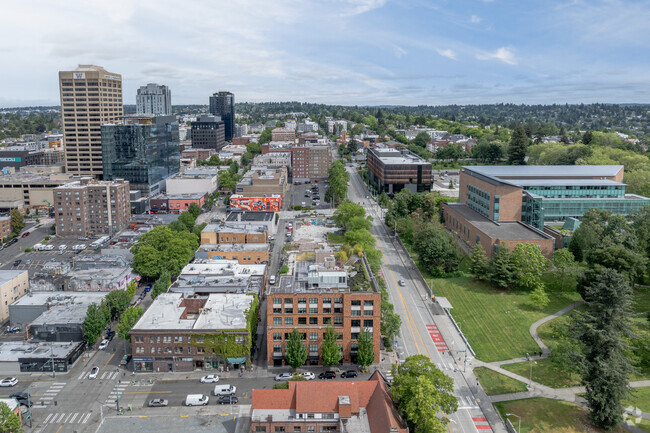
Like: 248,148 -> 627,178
473,417 -> 492,431
427,324 -> 449,352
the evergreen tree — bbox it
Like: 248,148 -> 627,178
507,124 -> 528,165
469,243 -> 489,280
573,269 -> 634,429
582,130 -> 593,144
488,244 -> 517,288
285,329 -> 307,370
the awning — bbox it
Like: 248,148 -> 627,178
226,357 -> 246,365
436,297 -> 453,309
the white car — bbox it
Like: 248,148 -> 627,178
275,372 -> 293,382
59,245 -> 67,251
398,279 -> 406,287
88,367 -> 99,379
301,372 -> 315,380
0,377 -> 17,387
98,339 -> 109,350
200,374 -> 220,383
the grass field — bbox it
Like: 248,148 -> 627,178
326,232 -> 345,244
501,357 -> 581,388
431,276 -> 581,362
473,367 -> 528,395
494,398 -> 629,433
627,386 -> 650,413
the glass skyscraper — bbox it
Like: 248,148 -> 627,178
101,115 -> 180,195
209,91 -> 234,142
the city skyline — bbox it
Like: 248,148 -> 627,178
1,0 -> 649,107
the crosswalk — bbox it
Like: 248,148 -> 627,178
37,382 -> 66,405
42,411 -> 93,425
426,324 -> 449,352
472,416 -> 492,430
457,394 -> 479,409
77,369 -> 120,381
106,380 -> 129,404
436,362 -> 459,372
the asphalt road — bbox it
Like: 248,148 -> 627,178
347,167 -> 505,433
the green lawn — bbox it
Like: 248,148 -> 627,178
627,386 -> 650,413
501,357 -> 581,388
633,286 -> 650,315
326,232 -> 345,244
494,398 -> 629,433
473,367 -> 528,395
431,276 -> 581,362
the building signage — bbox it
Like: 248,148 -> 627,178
0,157 -> 21,162
104,74 -> 120,80
73,72 -> 86,79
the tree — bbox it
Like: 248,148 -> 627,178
131,226 -> 199,278
187,203 -> 201,220
117,306 -> 144,342
572,269 -> 635,429
105,290 -> 131,318
0,401 -> 22,433
151,271 -> 171,300
357,329 -> 375,368
177,211 -> 196,231
412,131 -> 430,148
391,355 -> 458,433
413,223 -> 459,276
344,229 -> 376,252
530,285 -> 550,309
347,139 -> 358,154
551,248 -> 579,291
279,264 -> 289,274
582,130 -> 593,144
469,243 -> 489,280
126,281 -> 137,300
333,200 -> 366,230
510,243 -> 549,290
325,160 -> 349,206
259,127 -> 272,144
488,244 -> 517,289
9,209 -> 24,235
381,304 -> 402,345
83,303 -> 109,345
507,124 -> 528,165
321,326 -> 342,367
285,328 -> 307,370
587,244 -> 647,284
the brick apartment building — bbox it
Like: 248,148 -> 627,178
266,255 -> 381,367
54,178 -> 130,237
130,292 -> 254,372
200,223 -> 268,244
291,145 -> 331,182
0,216 -> 11,240
250,371 -> 408,433
271,127 -> 296,142
149,192 -> 207,213
196,243 -> 270,264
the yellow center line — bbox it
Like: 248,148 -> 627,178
102,352 -> 116,371
55,425 -> 64,433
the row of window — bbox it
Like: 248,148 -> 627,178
255,425 -> 337,432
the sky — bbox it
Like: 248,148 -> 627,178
1,0 -> 649,107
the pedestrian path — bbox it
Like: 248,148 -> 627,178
42,411 -> 93,425
37,382 -> 66,405
106,380 -> 129,404
77,369 -> 119,380
457,394 -> 480,410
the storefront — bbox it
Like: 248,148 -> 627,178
133,357 -> 153,372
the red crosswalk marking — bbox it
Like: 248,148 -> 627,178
472,418 -> 487,422
475,426 -> 491,430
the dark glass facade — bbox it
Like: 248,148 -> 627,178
102,116 -> 180,195
209,91 -> 235,142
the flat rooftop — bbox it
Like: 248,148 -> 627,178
226,210 -> 274,223
370,147 -> 429,165
508,178 -> 625,187
0,270 -> 27,286
0,341 -> 82,362
464,165 -> 624,180
132,293 -> 253,331
179,260 -> 267,277
203,223 -> 268,234
13,292 -> 109,325
444,203 -> 553,241
198,243 -> 269,253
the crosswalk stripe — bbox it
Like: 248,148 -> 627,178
55,413 -> 65,423
53,382 -> 66,386
40,397 -> 54,401
81,412 -> 92,423
44,414 -> 53,423
100,372 -> 108,379
64,413 -> 73,423
78,372 -> 85,380
69,413 -> 78,423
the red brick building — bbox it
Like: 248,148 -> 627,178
250,371 -> 408,433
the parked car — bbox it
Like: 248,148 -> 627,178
301,372 -> 315,380
25,260 -> 32,265
148,399 -> 168,407
0,377 -> 18,387
88,367 -> 99,379
318,371 -> 336,380
200,374 -> 220,383
13,260 -> 21,267
98,339 -> 109,350
340,370 -> 358,378
216,396 -> 239,404
212,384 -> 236,396
10,392 -> 32,407
106,331 -> 115,342
120,355 -> 132,366
275,372 -> 293,382
185,394 -> 209,406
144,285 -> 152,293
398,279 -> 406,287
21,232 -> 30,238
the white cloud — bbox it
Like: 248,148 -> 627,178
341,0 -> 388,15
436,49 -> 458,60
470,15 -> 481,23
476,47 -> 517,65
392,44 -> 407,58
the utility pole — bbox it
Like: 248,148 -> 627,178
115,368 -> 120,411
50,341 -> 55,378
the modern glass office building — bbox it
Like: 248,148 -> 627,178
101,115 -> 180,196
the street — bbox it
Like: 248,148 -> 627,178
346,167 -> 505,433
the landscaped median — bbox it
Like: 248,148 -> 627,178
431,276 -> 581,362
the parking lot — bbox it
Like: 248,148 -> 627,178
289,181 -> 331,210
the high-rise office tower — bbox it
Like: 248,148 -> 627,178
59,65 -> 123,179
209,91 -> 234,142
136,83 -> 172,116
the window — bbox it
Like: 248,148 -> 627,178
255,427 -> 267,432
298,307 -> 306,314
309,298 -> 318,304
364,300 -> 373,306
309,344 -> 318,352
273,318 -> 282,325
298,317 -> 307,325
323,317 -> 331,325
323,297 -> 331,303
323,308 -> 331,314
334,298 -> 343,304
351,300 -> 361,306
298,298 -> 306,304
334,317 -> 343,325
284,298 -> 293,304
285,317 -> 293,325
294,428 -> 301,432
273,344 -> 282,353
364,320 -> 374,328
351,320 -> 361,327
337,333 -> 343,340
309,317 -> 317,325
273,333 -> 282,341
285,307 -> 293,314
275,427 -> 285,432
320,426 -> 337,431
310,332 -> 318,341
363,309 -> 373,316
351,310 -> 361,316
273,298 -> 281,304
309,307 -> 318,314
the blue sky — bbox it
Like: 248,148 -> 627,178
1,0 -> 649,106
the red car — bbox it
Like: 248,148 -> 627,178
21,232 -> 30,238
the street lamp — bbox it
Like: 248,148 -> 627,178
505,413 -> 521,433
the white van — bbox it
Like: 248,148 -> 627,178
213,384 -> 236,396
185,394 -> 209,406
269,275 -> 276,285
